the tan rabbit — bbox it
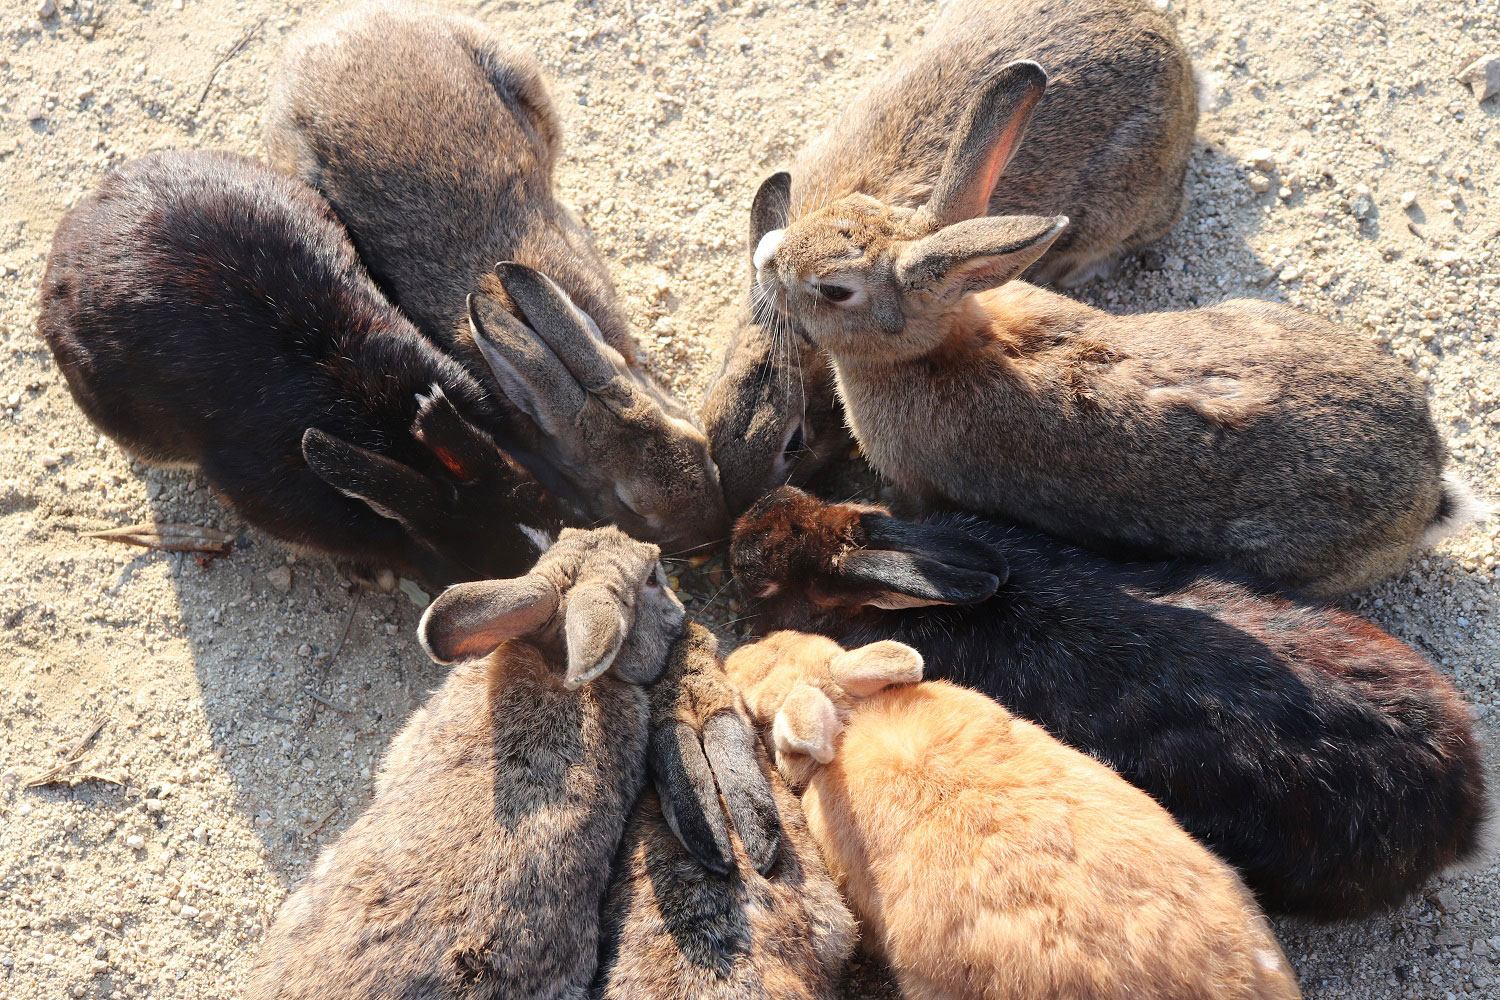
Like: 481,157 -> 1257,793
266,1 -> 726,550
594,623 -> 855,999
749,60 -> 1487,596
727,631 -> 1303,1000
703,0 -> 1198,514
248,527 -> 684,1000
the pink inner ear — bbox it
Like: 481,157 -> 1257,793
960,87 -> 1042,220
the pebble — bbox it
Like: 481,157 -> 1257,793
36,0 -> 56,18
296,643 -> 313,658
1249,172 -> 1272,194
1456,54 -> 1499,104
125,835 -> 145,850
1248,147 -> 1277,172
264,566 -> 293,594
1401,191 -> 1418,210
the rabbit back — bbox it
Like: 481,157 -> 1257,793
806,680 -> 1299,1000
250,642 -> 650,999
792,0 -> 1197,284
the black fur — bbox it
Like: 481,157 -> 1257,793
732,487 -> 1489,921
39,150 -> 572,588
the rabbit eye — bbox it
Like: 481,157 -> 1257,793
646,565 -> 663,588
818,284 -> 854,303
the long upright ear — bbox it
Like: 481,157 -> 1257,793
749,171 -> 791,262
829,641 -> 923,698
302,428 -> 445,526
562,584 -> 627,688
418,574 -> 560,664
772,683 -> 838,764
894,214 -> 1068,303
467,291 -> 589,442
914,60 -> 1049,231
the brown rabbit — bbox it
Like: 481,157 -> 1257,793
702,0 -> 1199,514
248,527 -> 684,1000
727,631 -> 1303,1000
749,60 -> 1487,595
266,1 -> 726,550
593,623 -> 856,1000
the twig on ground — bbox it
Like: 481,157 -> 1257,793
84,523 -> 233,556
194,17 -> 268,115
24,715 -> 109,788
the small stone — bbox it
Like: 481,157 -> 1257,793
1456,54 -> 1500,104
36,0 -> 56,18
1401,191 -> 1418,210
1248,173 -> 1272,194
1278,266 -> 1301,283
399,578 -> 431,609
125,835 -> 145,850
26,106 -> 46,123
264,566 -> 293,594
296,643 -> 313,658
1248,147 -> 1277,172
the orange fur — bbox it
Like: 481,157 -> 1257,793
727,632 -> 1303,1000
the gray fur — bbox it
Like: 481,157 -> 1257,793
248,527 -> 684,999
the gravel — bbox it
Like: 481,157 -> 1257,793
1,1 -> 1497,998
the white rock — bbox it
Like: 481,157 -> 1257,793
264,566 -> 292,594
1248,173 -> 1272,194
1456,54 -> 1500,104
125,835 -> 145,850
1401,190 -> 1418,209
1248,147 -> 1277,172
36,0 -> 56,18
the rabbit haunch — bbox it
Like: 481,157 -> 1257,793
701,0 -> 1198,515
726,631 -> 1301,1000
266,0 -> 727,549
730,486 -> 1490,921
37,149 -> 567,589
249,527 -> 684,999
750,61 -> 1483,595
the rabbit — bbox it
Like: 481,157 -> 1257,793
248,526 -> 685,1000
265,1 -> 727,550
702,0 -> 1199,516
593,622 -> 856,1000
37,149 -> 575,591
729,486 -> 1491,921
747,60 -> 1489,596
725,631 -> 1303,1000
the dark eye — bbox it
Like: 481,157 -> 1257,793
818,284 -> 853,303
647,566 -> 663,588
783,424 -> 805,458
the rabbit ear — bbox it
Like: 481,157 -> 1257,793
652,712 -> 783,876
915,60 -> 1048,230
302,428 -> 445,526
467,291 -> 589,441
494,262 -> 632,393
829,640 -> 923,698
824,512 -> 1007,609
563,584 -> 627,688
772,683 -> 838,764
894,214 -> 1068,304
410,384 -> 498,483
749,171 -> 791,262
418,574 -> 560,664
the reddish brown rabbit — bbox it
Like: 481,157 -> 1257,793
702,0 -> 1198,514
749,61 -> 1486,595
727,632 -> 1302,1000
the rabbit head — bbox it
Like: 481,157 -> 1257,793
419,525 -> 685,688
468,261 -> 729,551
731,487 -> 1007,627
700,176 -> 848,516
749,62 -> 1068,363
302,385 -> 572,589
725,631 -> 922,784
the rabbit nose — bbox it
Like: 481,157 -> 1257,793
753,229 -> 785,273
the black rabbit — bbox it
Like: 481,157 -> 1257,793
39,149 -> 573,590
729,486 -> 1490,921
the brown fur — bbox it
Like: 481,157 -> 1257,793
266,2 -> 726,549
727,632 -> 1303,1000
594,624 -> 856,999
757,60 -> 1479,593
702,0 -> 1198,515
249,528 -> 684,999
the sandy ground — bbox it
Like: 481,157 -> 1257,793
1,0 -> 1498,997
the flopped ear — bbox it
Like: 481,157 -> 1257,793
894,214 -> 1067,303
915,60 -> 1049,231
772,683 -> 838,764
302,428 -> 444,526
702,712 -> 782,874
838,550 -> 1001,609
860,513 -> 1011,581
410,384 -> 496,483
830,640 -> 923,698
418,574 -> 560,664
563,584 -> 627,688
467,291 -> 586,440
749,171 -> 792,266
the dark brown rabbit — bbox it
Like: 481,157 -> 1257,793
248,527 -> 684,1000
703,0 -> 1198,515
594,623 -> 855,1000
266,1 -> 726,549
38,149 -> 572,591
749,61 -> 1487,595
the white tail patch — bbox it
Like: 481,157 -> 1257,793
1423,471 -> 1494,547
